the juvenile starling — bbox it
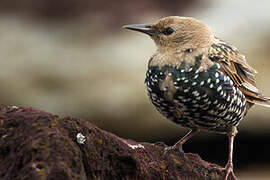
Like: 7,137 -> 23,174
123,16 -> 270,179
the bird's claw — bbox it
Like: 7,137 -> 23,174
223,163 -> 238,180
163,144 -> 184,155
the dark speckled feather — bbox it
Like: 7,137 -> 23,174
146,51 -> 246,134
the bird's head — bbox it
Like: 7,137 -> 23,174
123,16 -> 214,51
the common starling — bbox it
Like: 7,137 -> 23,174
123,16 -> 270,179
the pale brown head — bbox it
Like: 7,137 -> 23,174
123,16 -> 215,51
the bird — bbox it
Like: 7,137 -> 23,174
123,16 -> 270,180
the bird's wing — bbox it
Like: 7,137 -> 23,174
209,39 -> 270,107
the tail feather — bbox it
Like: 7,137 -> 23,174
246,95 -> 270,108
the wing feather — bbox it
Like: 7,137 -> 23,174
209,39 -> 270,107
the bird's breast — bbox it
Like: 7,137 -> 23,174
145,61 -> 247,134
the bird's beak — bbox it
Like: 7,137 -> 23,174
122,24 -> 158,36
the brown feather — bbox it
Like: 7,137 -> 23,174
210,39 -> 270,107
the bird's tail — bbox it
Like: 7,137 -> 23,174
246,95 -> 270,108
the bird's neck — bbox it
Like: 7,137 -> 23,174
149,46 -> 213,72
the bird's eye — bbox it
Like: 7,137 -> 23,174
162,27 -> 174,35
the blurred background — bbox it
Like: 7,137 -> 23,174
1,0 -> 270,179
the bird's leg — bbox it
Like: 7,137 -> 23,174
164,129 -> 198,153
224,132 -> 238,180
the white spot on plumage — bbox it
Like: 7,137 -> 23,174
160,107 -> 166,110
189,67 -> 193,72
239,90 -> 243,96
178,95 -> 184,99
207,78 -> 211,83
220,91 -> 224,96
221,104 -> 226,110
200,81 -> 205,86
160,72 -> 163,75
194,74 -> 199,79
208,109 -> 216,114
184,88 -> 189,93
174,99 -> 180,103
215,72 -> 219,78
202,106 -> 209,110
184,79 -> 189,83
210,84 -> 214,88
216,79 -> 220,84
199,104 -> 207,108
202,94 -> 207,98
218,111 -> 226,116
181,69 -> 185,73
168,73 -> 172,76
192,82 -> 197,86
162,102 -> 168,106
233,87 -> 236,94
238,109 -> 242,115
203,98 -> 209,102
217,86 -> 222,92
233,95 -> 237,101
192,91 -> 199,96
232,46 -> 237,51
177,78 -> 181,81
237,99 -> 241,106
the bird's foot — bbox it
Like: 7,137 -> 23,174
163,143 -> 184,155
223,162 -> 238,180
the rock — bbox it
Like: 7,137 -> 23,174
0,104 -> 234,180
